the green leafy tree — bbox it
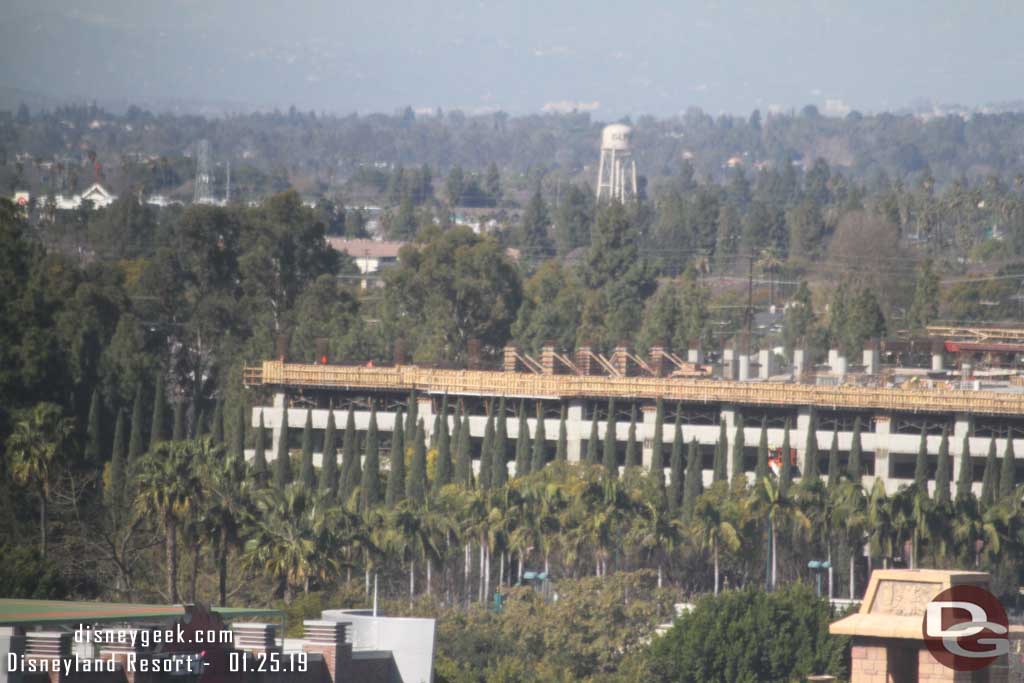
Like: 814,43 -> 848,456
360,405 -> 382,511
603,399 -> 618,479
385,409 -> 405,506
682,438 -> 703,518
908,258 -> 939,330
340,410 -> 358,503
252,412 -> 268,486
478,406 -> 494,490
804,410 -> 819,481
755,419 -> 769,482
935,429 -> 951,504
981,438 -> 999,507
516,188 -> 553,256
848,418 -> 863,483
492,401 -> 509,488
128,385 -> 146,459
434,405 -> 452,492
827,430 -> 840,489
668,411 -> 684,514
85,388 -> 102,465
779,421 -> 793,496
172,401 -> 185,441
731,413 -> 745,482
455,413 -> 472,486
531,410 -> 547,472
407,419 -> 428,504
210,400 -> 224,445
274,415 -> 291,490
514,401 -> 530,478
150,374 -> 167,448
713,421 -> 727,483
320,411 -> 339,500
104,410 -> 128,521
999,432 -> 1015,500
300,409 -> 315,489
956,431 -> 972,502
556,405 -> 568,463
586,414 -> 600,465
625,405 -> 640,471
914,431 -> 929,495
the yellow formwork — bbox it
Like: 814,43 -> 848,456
246,361 -> 1024,417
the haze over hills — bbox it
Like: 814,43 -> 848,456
3,0 -> 1024,118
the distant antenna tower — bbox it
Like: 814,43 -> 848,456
193,139 -> 214,204
595,124 -> 637,202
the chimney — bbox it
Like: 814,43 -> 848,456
503,345 -> 521,372
648,346 -> 666,377
541,344 -> 556,374
303,620 -> 352,683
792,348 -> 806,381
863,339 -> 879,375
758,348 -> 773,380
575,346 -> 594,376
931,340 -> 945,372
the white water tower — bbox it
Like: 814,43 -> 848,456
596,123 -> 638,202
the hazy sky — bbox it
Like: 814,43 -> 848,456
3,0 -> 1023,118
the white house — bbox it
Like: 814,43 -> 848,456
49,183 -> 117,211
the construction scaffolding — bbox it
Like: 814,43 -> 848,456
927,325 -> 1024,343
245,361 -> 1024,417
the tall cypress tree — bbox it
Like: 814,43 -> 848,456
232,401 -> 246,469
624,404 -> 640,471
406,391 -> 418,441
913,431 -> 929,495
668,411 -> 684,514
934,428 -> 951,505
827,429 -> 840,489
252,412 -> 268,486
514,401 -> 530,477
779,420 -> 793,496
150,374 -> 167,448
479,405 -> 494,490
128,386 -> 146,459
531,409 -> 547,472
713,421 -> 727,482
361,406 -> 381,511
602,398 -> 618,479
211,400 -> 224,445
651,399 -> 665,475
83,389 -> 102,466
955,431 -> 972,502
340,409 -> 358,503
451,403 -> 463,455
848,417 -> 863,483
999,430 -> 1016,500
455,413 -> 472,486
105,410 -> 127,516
492,400 -> 509,487
804,409 -> 819,481
407,419 -> 427,504
682,438 -> 702,517
431,395 -> 447,449
300,409 -> 315,489
274,414 -> 291,490
731,413 -> 745,482
586,414 -> 600,464
755,418 -> 769,482
172,401 -> 186,441
434,404 -> 452,493
385,409 -> 405,506
981,437 -> 999,507
555,404 -> 568,462
320,411 -> 339,500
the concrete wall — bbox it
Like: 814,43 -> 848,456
319,611 -> 433,683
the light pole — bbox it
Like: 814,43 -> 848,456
808,560 -> 831,598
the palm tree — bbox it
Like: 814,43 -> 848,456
751,476 -> 809,590
867,479 -> 895,569
692,488 -> 741,595
7,402 -> 75,559
136,440 -> 202,602
832,480 -> 867,599
200,439 -> 250,606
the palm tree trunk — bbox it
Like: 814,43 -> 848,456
189,541 -> 200,602
657,564 -> 663,588
464,542 -> 471,606
365,568 -> 370,598
770,517 -> 777,591
849,547 -> 855,600
479,537 -> 486,602
218,526 -> 228,606
426,559 -> 432,596
517,553 -> 523,584
484,545 -> 491,601
39,490 -> 48,560
409,560 -> 415,605
827,545 -> 833,599
166,509 -> 179,602
713,537 -> 720,596
499,552 -> 505,587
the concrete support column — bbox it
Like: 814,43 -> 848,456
758,348 -> 773,380
566,400 -> 585,462
687,347 -> 703,364
873,416 -> 891,489
796,407 -> 813,475
792,348 -> 805,381
952,414 -> 971,493
738,354 -> 751,381
417,397 -> 434,440
270,392 -> 287,461
641,404 -> 657,469
722,346 -> 736,380
721,407 -> 737,475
